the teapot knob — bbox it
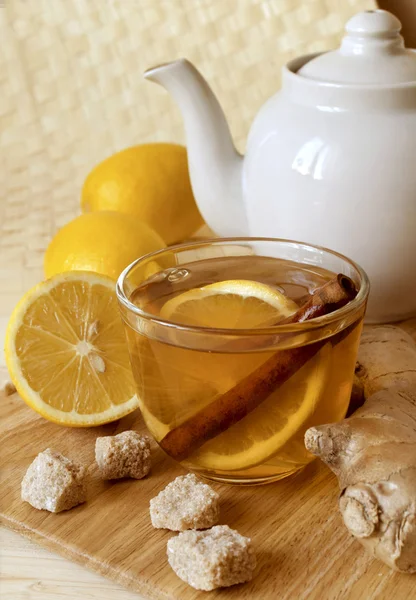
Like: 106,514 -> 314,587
346,9 -> 401,38
297,8 -> 415,84
341,9 -> 404,56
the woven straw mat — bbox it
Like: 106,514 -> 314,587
1,0 -> 376,314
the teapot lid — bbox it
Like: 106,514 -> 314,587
298,10 -> 416,85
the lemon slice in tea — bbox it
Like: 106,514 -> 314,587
5,272 -> 138,426
191,344 -> 330,471
160,279 -> 298,328
145,278 -> 298,431
158,278 -> 330,471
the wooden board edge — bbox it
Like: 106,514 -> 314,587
0,513 -> 174,600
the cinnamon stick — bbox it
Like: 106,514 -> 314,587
160,275 -> 358,462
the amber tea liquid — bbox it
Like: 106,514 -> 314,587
126,256 -> 362,484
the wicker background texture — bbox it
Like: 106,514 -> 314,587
1,0 -> 375,313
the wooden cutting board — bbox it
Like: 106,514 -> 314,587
0,366 -> 413,600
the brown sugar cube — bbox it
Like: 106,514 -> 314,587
150,473 -> 219,531
95,430 -> 151,480
21,449 -> 87,513
167,525 -> 256,591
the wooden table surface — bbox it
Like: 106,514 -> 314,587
2,304 -> 416,600
0,528 -> 143,600
0,313 -> 144,600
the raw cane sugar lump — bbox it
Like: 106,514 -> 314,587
21,448 -> 87,513
95,430 -> 151,480
150,473 -> 219,531
167,525 -> 256,591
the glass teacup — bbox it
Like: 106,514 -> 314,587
117,238 -> 369,484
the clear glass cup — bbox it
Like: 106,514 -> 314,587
117,238 -> 369,485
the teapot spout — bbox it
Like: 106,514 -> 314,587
144,59 -> 248,236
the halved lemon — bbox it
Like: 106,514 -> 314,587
160,279 -> 299,328
5,272 -> 138,426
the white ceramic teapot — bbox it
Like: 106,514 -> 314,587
145,10 -> 416,323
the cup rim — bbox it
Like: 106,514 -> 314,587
116,237 -> 370,336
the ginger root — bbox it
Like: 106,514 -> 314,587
305,324 -> 416,573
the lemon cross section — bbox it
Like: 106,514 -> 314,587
160,279 -> 299,329
158,278 -> 329,471
191,343 -> 331,471
5,272 -> 138,426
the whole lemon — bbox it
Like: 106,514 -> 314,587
81,144 -> 203,244
44,211 -> 165,280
